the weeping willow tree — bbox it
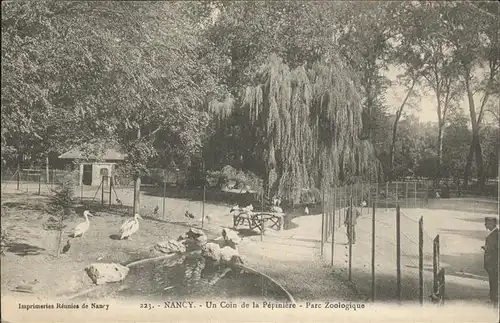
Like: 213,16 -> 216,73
210,54 -> 380,204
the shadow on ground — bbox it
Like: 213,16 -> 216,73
332,264 -> 488,302
440,228 -> 488,244
5,242 -> 45,256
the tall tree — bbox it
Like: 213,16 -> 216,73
397,2 -> 464,183
210,54 -> 378,204
439,2 -> 499,192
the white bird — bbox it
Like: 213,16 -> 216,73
242,204 -> 253,212
119,213 -> 143,240
360,200 -> 367,207
304,206 -> 309,215
73,210 -> 93,237
229,205 -> 240,213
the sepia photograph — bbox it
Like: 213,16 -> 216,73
1,1 -> 499,322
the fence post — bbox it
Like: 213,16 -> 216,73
405,182 -> 408,208
376,182 -> 379,208
425,183 -> 429,206
80,178 -> 84,202
385,182 -> 388,211
108,177 -> 113,208
433,235 -> 440,295
338,186 -> 342,228
162,181 -> 166,221
38,174 -> 42,195
438,268 -> 445,305
396,182 -> 398,206
260,191 -> 264,242
419,216 -> 424,305
16,167 -> 20,190
101,177 -> 105,205
321,187 -> 325,256
367,182 -> 371,212
201,160 -> 206,229
331,186 -> 336,266
414,182 -> 417,208
361,181 -> 364,212
396,204 -> 401,302
348,197 -> 353,282
371,202 -> 376,302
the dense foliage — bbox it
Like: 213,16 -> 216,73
2,1 -> 498,199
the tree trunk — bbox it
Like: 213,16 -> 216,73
464,68 -> 486,194
389,78 -> 416,183
463,144 -> 474,189
436,124 -> 443,184
473,134 -> 486,194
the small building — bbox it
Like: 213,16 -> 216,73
58,145 -> 127,186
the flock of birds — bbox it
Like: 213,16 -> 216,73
61,196 -> 369,254
61,210 -> 144,254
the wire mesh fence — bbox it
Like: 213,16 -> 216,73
319,179 -> 498,305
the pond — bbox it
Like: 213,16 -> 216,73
72,253 -> 293,303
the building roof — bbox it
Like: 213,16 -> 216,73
58,145 -> 127,161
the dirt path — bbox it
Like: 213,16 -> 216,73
320,208 -> 493,304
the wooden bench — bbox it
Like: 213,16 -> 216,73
233,211 -> 284,232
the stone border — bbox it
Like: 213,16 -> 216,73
66,252 -> 295,304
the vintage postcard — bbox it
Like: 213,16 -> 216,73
1,1 -> 498,322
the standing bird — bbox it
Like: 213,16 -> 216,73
304,206 -> 309,215
185,210 -> 195,221
153,205 -> 159,215
360,200 -> 367,207
62,240 -> 71,254
73,210 -> 93,237
119,213 -> 143,240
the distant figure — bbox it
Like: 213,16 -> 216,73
482,217 -> 498,307
304,206 -> 309,215
435,191 -> 440,198
344,205 -> 360,244
153,205 -> 159,215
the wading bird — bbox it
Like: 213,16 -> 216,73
73,210 -> 93,237
62,240 -> 71,254
119,213 -> 142,240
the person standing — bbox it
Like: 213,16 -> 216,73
344,204 -> 360,244
482,216 -> 499,307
